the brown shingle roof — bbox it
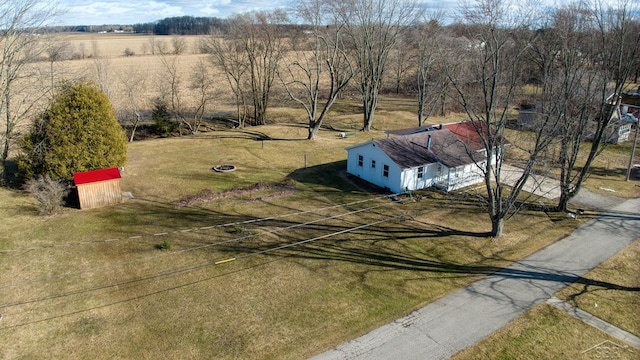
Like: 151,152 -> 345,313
373,129 -> 486,169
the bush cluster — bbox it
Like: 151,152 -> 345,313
24,176 -> 67,215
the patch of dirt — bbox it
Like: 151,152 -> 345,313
175,179 -> 296,208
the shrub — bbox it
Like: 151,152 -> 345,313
152,98 -> 176,137
16,81 -> 128,181
156,240 -> 172,250
25,175 -> 67,215
123,47 -> 135,56
228,225 -> 245,234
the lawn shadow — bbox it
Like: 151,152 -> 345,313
288,160 -> 391,195
197,128 -> 308,142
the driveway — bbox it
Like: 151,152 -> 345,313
500,164 -> 561,200
310,196 -> 640,360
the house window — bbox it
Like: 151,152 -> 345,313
358,155 -> 363,167
371,159 -> 376,168
418,166 -> 424,179
383,164 -> 389,177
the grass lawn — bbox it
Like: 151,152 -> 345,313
452,240 -> 640,360
0,110 -> 637,359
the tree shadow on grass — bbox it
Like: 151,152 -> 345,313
215,226 -> 640,295
196,128 -> 308,141
574,165 -> 628,178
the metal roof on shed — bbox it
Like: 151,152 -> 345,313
73,167 -> 121,185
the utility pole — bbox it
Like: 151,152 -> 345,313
626,122 -> 638,181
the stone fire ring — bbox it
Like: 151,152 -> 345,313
213,165 -> 237,173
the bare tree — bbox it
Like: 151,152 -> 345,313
147,35 -> 157,55
171,36 -> 187,55
188,59 -> 216,134
79,42 -> 87,59
448,0 -> 551,237
278,0 -> 354,140
91,39 -> 111,98
413,18 -> 445,126
205,32 -> 249,128
235,10 -> 289,126
157,53 -> 189,134
157,53 -> 216,135
548,0 -> 640,211
155,39 -> 169,55
0,0 -> 60,176
117,67 -> 148,142
46,39 -> 71,90
387,37 -> 415,95
332,0 -> 420,131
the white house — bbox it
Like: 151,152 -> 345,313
346,121 -> 498,193
603,92 -> 639,144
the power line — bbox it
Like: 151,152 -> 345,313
0,194 -> 396,253
1,202 -> 398,289
0,213 -> 406,312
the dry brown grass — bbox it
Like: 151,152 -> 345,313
452,304 -> 638,360
556,240 -> 640,335
2,35 -> 638,359
63,33 -> 208,58
0,123 -> 589,359
453,240 -> 640,360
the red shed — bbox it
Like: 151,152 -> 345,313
73,167 -> 122,209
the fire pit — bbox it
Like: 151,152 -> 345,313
213,165 -> 237,173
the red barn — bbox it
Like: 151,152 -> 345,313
73,168 -> 122,209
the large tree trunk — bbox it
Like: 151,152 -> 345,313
308,123 -> 321,140
491,217 -> 504,237
362,91 -> 377,131
556,192 -> 571,213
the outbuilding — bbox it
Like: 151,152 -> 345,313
73,167 -> 122,209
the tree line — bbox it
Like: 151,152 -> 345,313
133,16 -> 230,35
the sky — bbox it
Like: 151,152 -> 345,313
54,0 -> 622,27
56,0 -> 295,25
54,0 -> 479,26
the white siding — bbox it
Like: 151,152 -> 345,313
347,142 -> 491,193
400,163 -> 438,192
346,143 -> 402,193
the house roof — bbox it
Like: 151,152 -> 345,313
384,125 -> 433,136
373,129 -> 486,169
620,92 -> 640,106
442,121 -> 489,152
386,120 -> 504,152
73,167 -> 121,185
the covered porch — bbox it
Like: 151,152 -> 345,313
434,163 -> 484,192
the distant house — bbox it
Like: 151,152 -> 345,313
604,91 -> 639,144
517,102 -> 543,129
346,121 -> 504,193
73,167 -> 122,209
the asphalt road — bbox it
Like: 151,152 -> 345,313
311,196 -> 640,360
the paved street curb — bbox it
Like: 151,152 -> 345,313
546,297 -> 640,350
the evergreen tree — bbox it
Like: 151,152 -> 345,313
151,97 -> 176,137
17,81 -> 127,181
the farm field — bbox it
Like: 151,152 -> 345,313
1,34 -> 639,358
1,118 -> 637,359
